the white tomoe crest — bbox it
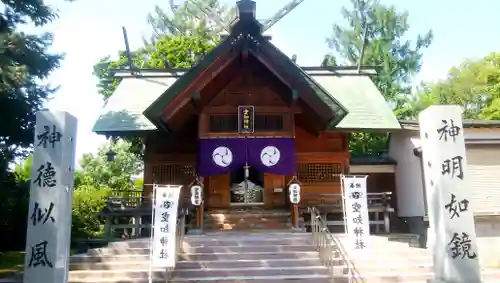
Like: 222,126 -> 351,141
212,146 -> 233,167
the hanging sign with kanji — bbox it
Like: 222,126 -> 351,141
151,185 -> 181,268
238,105 -> 254,133
342,175 -> 370,255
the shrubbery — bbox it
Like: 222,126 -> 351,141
71,185 -> 111,239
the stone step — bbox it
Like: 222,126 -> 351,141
183,239 -> 313,247
176,257 -> 324,269
204,222 -> 292,231
69,278 -> 331,283
85,244 -> 317,256
206,210 -> 290,216
71,254 -> 150,264
179,251 -> 320,261
68,270 -> 166,282
71,257 -> 325,271
340,270 -> 500,283
171,274 -> 331,282
172,265 -> 329,279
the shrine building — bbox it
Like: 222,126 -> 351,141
92,0 -> 402,233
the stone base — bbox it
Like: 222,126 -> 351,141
187,228 -> 204,235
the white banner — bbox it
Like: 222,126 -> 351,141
342,176 -> 370,254
151,185 -> 182,268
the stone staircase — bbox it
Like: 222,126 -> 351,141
335,234 -> 500,282
204,208 -> 291,230
24,231 -> 500,283
68,231 -> 329,283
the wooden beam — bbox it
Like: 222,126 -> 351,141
255,51 -> 333,121
162,52 -> 238,122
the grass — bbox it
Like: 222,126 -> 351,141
0,251 -> 24,278
0,249 -> 78,278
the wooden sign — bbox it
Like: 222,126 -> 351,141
238,105 -> 254,133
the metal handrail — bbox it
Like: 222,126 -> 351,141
165,209 -> 187,282
309,206 -> 362,283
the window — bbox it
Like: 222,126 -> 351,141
296,163 -> 343,184
254,115 -> 284,131
209,115 -> 238,132
208,114 -> 285,133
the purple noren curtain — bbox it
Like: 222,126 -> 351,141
197,138 -> 246,176
246,137 -> 296,175
197,137 -> 296,176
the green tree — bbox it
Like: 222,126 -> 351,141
146,0 -> 236,43
79,141 -> 143,190
0,1 -> 64,169
404,52 -> 500,120
324,0 -> 433,155
0,0 -> 76,251
13,155 -> 33,182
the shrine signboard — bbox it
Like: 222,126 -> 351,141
23,111 -> 77,283
418,105 -> 480,283
238,105 -> 254,133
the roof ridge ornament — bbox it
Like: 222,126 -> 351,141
236,0 -> 256,21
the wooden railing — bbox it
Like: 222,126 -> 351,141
309,206 -> 362,282
302,192 -> 394,233
107,189 -> 145,209
102,188 -> 191,241
165,209 -> 187,281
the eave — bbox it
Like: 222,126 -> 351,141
142,17 -> 349,133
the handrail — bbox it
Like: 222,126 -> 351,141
165,208 -> 187,282
309,206 -> 362,283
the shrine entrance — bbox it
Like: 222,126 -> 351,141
229,165 -> 264,205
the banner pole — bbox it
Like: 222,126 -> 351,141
341,174 -> 351,283
148,183 -> 157,283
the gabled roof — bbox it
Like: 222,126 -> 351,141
92,76 -> 179,134
91,68 -> 401,134
142,18 -> 349,131
309,69 -> 401,131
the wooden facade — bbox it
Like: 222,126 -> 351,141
141,62 -> 351,211
94,1 -> 400,236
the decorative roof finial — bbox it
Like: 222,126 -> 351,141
236,0 -> 256,21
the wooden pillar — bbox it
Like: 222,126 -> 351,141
196,202 -> 204,230
291,204 -> 299,228
105,215 -> 112,242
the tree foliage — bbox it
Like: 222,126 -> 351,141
93,35 -> 215,102
79,141 -> 143,190
0,1 -> 64,169
0,0 -> 72,251
324,0 -> 433,155
93,0 -> 232,155
146,0 -> 236,43
402,52 -> 500,120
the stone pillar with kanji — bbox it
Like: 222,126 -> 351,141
23,111 -> 77,283
418,105 -> 480,283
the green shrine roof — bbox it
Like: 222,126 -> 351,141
92,0 -> 399,134
92,75 -> 180,134
308,69 -> 401,131
92,69 -> 401,134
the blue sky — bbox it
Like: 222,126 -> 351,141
39,0 -> 500,163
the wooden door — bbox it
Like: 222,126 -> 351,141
207,173 -> 230,208
264,173 -> 286,208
